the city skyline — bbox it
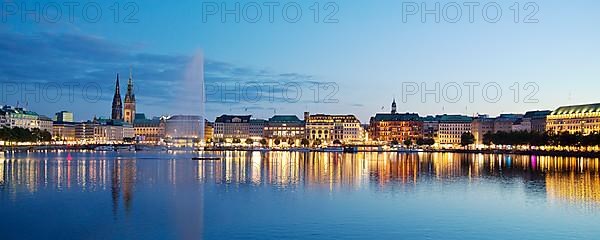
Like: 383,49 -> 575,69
2,1 -> 600,122
3,2 -> 600,239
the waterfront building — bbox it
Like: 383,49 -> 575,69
369,99 -> 422,143
471,115 -> 495,145
249,119 -> 266,141
524,110 -> 552,133
2,106 -> 37,129
213,115 -> 251,141
305,112 -> 362,144
1,106 -> 53,132
123,69 -> 136,124
54,111 -> 74,122
436,115 -> 473,145
52,121 -> 77,142
493,114 -> 523,133
94,125 -> 126,143
204,120 -> 214,142
511,118 -> 532,132
0,111 -> 7,127
93,124 -> 121,143
360,124 -> 370,143
164,115 -> 204,140
264,115 -> 305,145
75,121 -> 97,143
93,118 -> 134,143
547,103 -> 600,134
134,114 -> 166,144
422,115 -> 439,140
38,116 -> 54,133
111,74 -> 123,120
369,113 -> 422,143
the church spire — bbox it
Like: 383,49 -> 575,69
125,68 -> 135,103
111,73 -> 123,120
123,67 -> 136,124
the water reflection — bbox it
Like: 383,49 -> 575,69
546,172 -> 600,209
1,151 -> 600,209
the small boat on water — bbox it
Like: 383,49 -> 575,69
135,145 -> 168,152
94,145 -> 115,151
168,146 -> 195,151
116,145 -> 136,151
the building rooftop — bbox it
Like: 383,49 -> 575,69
134,118 -> 161,125
135,113 -> 147,120
250,119 -> 267,124
372,113 -> 421,122
53,121 -> 79,125
524,110 -> 552,119
421,115 -> 438,122
436,114 -> 473,123
496,114 -> 522,119
215,115 -> 251,123
551,103 -> 600,115
95,118 -> 132,126
38,115 -> 53,121
268,115 -> 302,123
167,115 -> 203,121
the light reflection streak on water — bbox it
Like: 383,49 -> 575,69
0,151 -> 599,210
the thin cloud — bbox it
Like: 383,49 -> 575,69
0,31 -> 327,119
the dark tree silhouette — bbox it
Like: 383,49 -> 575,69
461,132 -> 475,147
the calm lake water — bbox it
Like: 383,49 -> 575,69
1,151 -> 599,239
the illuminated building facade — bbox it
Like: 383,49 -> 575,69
305,112 -> 362,144
422,116 -> 439,140
547,103 -> 600,134
214,115 -> 251,141
264,115 -> 305,145
38,116 -> 54,133
164,115 -> 204,140
471,115 -> 494,145
75,121 -> 97,142
1,106 -> 53,132
52,122 -> 77,141
134,114 -> 166,144
249,119 -> 266,140
93,119 -> 135,143
493,114 -> 523,133
204,120 -> 214,142
369,113 -> 422,143
54,111 -> 74,122
436,115 -> 473,145
73,120 -> 131,144
524,110 -> 551,133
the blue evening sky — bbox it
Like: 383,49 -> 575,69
1,0 -> 599,122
